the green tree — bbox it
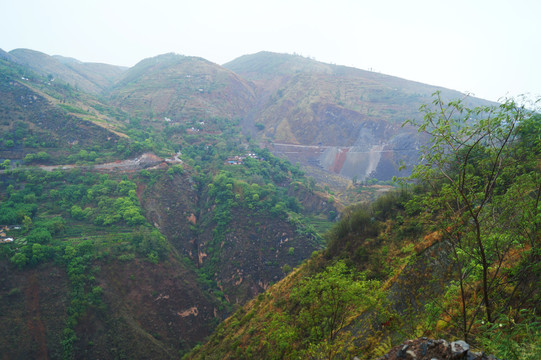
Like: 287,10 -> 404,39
30,243 -> 49,265
405,93 -> 541,337
0,159 -> 11,169
36,151 -> 50,162
70,205 -> 86,220
26,228 -> 52,244
11,252 -> 29,269
22,215 -> 33,230
290,261 -> 380,359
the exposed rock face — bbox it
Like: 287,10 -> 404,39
269,112 -> 425,182
375,338 -> 499,360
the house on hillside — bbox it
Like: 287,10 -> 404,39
246,153 -> 260,159
0,225 -> 21,244
226,156 -> 244,165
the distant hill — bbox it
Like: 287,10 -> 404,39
107,53 -> 256,121
0,48 -> 15,62
224,51 -> 335,80
8,48 -> 126,93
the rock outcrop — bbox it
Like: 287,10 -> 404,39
375,338 -> 499,360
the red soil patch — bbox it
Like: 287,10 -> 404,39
25,274 -> 48,360
331,148 -> 349,173
187,213 -> 197,225
136,183 -> 146,203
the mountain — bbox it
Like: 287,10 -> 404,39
8,48 -> 126,94
0,48 -> 16,62
107,53 -> 256,121
225,52 -> 495,181
1,48 -> 531,359
3,49 -> 496,183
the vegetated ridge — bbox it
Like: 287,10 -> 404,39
8,48 -> 127,94
4,48 -> 495,183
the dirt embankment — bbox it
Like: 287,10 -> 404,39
25,274 -> 49,360
34,152 -> 171,173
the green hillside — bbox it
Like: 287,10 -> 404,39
0,52 -> 339,358
0,56 -> 128,165
0,118 -> 333,357
187,96 -> 541,360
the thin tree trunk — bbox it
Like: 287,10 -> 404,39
475,219 -> 492,323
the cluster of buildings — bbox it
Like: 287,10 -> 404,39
0,225 -> 20,244
225,153 -> 260,165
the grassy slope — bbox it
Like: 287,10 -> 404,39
107,53 -> 256,121
0,57 -> 130,165
9,48 -> 126,94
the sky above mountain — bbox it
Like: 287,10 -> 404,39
1,0 -> 539,103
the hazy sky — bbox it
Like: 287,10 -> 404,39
1,0 -> 539,102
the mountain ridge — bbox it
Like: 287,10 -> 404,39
1,47 -> 498,185
8,48 -> 127,94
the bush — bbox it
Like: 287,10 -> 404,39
118,253 -> 135,262
26,228 -> 52,244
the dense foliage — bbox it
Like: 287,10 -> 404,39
0,169 -> 170,358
